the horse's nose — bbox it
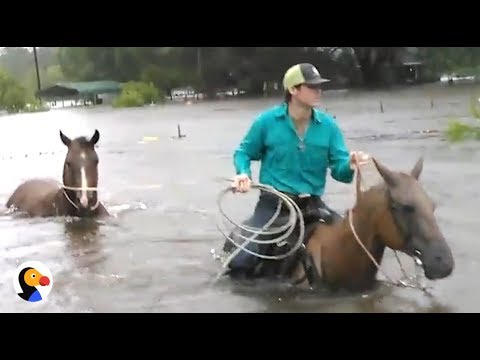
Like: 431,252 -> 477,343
77,190 -> 89,208
435,253 -> 454,273
80,196 -> 89,208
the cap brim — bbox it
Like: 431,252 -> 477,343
305,77 -> 330,88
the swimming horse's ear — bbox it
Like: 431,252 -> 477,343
372,157 -> 397,187
90,129 -> 100,145
410,156 -> 424,180
60,130 -> 71,147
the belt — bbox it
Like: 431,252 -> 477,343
280,191 -> 317,201
259,190 -> 319,206
277,192 -> 322,212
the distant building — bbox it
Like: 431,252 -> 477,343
36,80 -> 122,108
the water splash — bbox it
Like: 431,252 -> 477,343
107,202 -> 148,217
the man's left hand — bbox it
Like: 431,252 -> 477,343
350,151 -> 370,170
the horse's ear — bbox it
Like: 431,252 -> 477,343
410,156 -> 424,180
372,157 -> 397,187
90,129 -> 100,145
60,130 -> 71,147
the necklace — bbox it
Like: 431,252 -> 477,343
298,138 -> 306,151
296,123 -> 309,152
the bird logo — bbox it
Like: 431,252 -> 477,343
13,261 -> 53,303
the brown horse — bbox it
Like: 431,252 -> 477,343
286,156 -> 455,292
222,156 -> 454,293
6,129 -> 109,218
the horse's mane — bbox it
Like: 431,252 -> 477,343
354,180 -> 388,209
363,182 -> 387,196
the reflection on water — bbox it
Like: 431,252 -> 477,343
220,276 -> 454,313
0,82 -> 479,312
63,218 -> 105,272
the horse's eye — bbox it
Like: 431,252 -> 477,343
402,205 -> 415,213
391,202 -> 414,213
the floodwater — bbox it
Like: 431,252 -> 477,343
1,82 -> 480,313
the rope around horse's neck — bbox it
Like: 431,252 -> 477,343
62,185 -> 99,191
350,162 -> 429,291
58,182 -> 162,213
60,184 -> 100,211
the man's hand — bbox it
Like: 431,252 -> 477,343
350,151 -> 370,170
232,174 -> 252,193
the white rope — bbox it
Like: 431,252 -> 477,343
60,184 -> 164,191
62,185 -> 99,191
215,180 -> 306,279
58,184 -> 99,210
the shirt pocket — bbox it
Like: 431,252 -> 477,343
302,144 -> 329,173
272,144 -> 297,170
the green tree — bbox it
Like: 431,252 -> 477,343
0,68 -> 28,113
445,95 -> 480,142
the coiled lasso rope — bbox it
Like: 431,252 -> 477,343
214,179 -> 306,280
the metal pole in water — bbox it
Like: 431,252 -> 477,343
33,47 -> 41,97
177,124 -> 185,139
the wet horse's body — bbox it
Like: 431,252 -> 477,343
224,157 -> 455,292
6,130 -> 109,219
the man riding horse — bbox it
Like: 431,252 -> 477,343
224,63 -> 370,279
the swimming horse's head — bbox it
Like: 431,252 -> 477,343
370,157 -> 454,280
60,129 -> 100,213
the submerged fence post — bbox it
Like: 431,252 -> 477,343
177,124 -> 186,139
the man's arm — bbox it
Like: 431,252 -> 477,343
328,120 -> 354,184
233,115 -> 265,179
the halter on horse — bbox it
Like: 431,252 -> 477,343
219,157 -> 455,293
5,130 -> 109,218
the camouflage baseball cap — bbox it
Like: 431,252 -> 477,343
282,63 -> 330,90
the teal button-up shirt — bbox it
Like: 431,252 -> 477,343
233,102 -> 354,196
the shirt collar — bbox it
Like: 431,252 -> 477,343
275,102 -> 323,124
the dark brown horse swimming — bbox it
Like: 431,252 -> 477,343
6,129 -> 109,218
224,157 -> 455,293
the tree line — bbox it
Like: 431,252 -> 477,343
1,47 -> 480,112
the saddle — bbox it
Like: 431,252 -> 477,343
281,193 -> 340,226
255,195 -> 342,281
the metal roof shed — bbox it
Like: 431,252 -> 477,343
36,81 -> 122,101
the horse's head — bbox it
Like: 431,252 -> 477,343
60,129 -> 100,212
371,157 -> 454,280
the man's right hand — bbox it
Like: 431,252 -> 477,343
232,174 -> 251,193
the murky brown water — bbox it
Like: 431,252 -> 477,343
1,82 -> 479,312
